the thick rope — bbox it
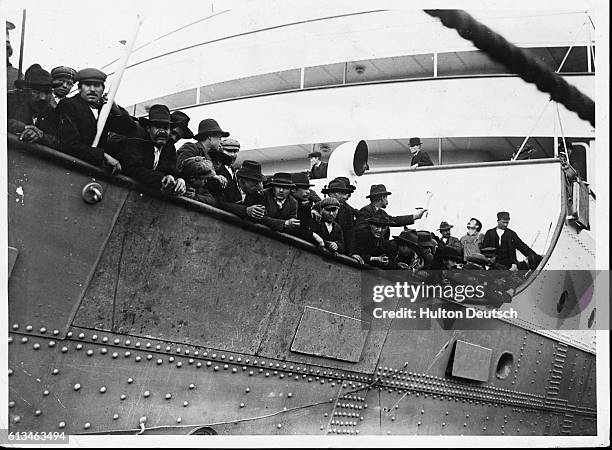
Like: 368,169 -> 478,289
424,10 -> 595,127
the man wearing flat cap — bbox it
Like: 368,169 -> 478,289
6,20 -> 23,91
7,64 -> 60,148
120,104 -> 186,195
49,66 -> 77,107
211,138 -> 242,203
355,184 -> 426,237
354,210 -> 397,268
57,67 -> 136,173
409,137 -> 434,168
308,151 -> 328,179
310,197 -> 345,254
481,211 -> 540,270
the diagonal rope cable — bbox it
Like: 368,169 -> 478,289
424,9 -> 595,127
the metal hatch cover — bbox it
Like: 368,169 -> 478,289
450,340 -> 493,382
290,306 -> 368,363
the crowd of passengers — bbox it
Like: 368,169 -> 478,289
7,64 -> 545,298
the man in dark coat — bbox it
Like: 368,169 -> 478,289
260,173 -> 300,232
7,64 -> 59,148
176,118 -> 228,167
57,68 -> 135,173
481,211 -> 539,270
310,197 -> 344,254
355,184 -> 426,237
315,179 -> 363,261
308,151 -> 328,179
210,139 -> 242,203
291,172 -> 316,233
119,104 -> 186,195
436,221 -> 463,255
409,137 -> 434,168
354,210 -> 397,268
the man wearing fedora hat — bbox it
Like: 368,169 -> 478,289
389,229 -> 422,270
481,211 -> 539,270
408,137 -> 434,168
177,118 -> 229,168
49,66 -> 77,107
120,104 -> 186,195
291,172 -> 316,232
7,64 -> 60,148
355,184 -> 426,237
168,111 -> 194,143
308,151 -> 328,179
57,67 -> 135,173
354,210 -> 397,267
437,221 -> 463,256
6,20 -> 23,91
260,173 -> 300,232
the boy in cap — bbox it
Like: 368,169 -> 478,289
481,211 -> 539,270
308,151 -> 328,179
50,66 -> 77,107
315,179 -> 362,263
180,156 -> 216,206
57,67 -> 135,173
354,210 -> 397,268
7,64 -> 60,148
310,197 -> 345,254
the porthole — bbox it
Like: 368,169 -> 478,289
557,290 -> 568,313
496,352 -> 514,379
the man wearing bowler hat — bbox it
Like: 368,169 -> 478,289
354,210 -> 397,268
8,64 -> 60,148
481,211 -> 539,270
49,66 -> 77,107
261,173 -> 300,232
355,184 -> 426,236
437,221 -> 463,255
308,151 -> 328,179
409,137 -> 434,168
120,104 -> 186,195
57,67 -> 135,173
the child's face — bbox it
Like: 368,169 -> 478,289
189,176 -> 207,188
321,207 -> 338,222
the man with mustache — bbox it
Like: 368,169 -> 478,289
49,66 -> 77,107
7,64 -> 60,148
119,104 -> 186,195
57,68 -> 135,174
354,210 -> 397,268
